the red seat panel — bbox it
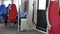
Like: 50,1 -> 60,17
48,1 -> 60,34
8,4 -> 17,23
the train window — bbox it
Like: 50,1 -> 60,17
38,0 -> 46,10
3,1 -> 11,7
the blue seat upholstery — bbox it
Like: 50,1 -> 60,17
0,4 -> 7,14
19,12 -> 26,18
6,4 -> 10,11
0,4 -> 7,19
17,12 -> 26,19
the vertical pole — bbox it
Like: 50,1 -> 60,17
2,0 -> 3,4
11,0 -> 14,4
18,0 -> 19,32
46,0 -> 51,34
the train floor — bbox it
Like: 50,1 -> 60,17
0,24 -> 44,34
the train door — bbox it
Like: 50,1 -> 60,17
36,0 -> 49,32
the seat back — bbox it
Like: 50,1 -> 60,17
8,4 -> 17,22
0,4 -> 7,14
0,4 -> 7,19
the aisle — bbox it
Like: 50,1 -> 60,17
0,26 -> 44,34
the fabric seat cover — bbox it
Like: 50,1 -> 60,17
8,4 -> 17,22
